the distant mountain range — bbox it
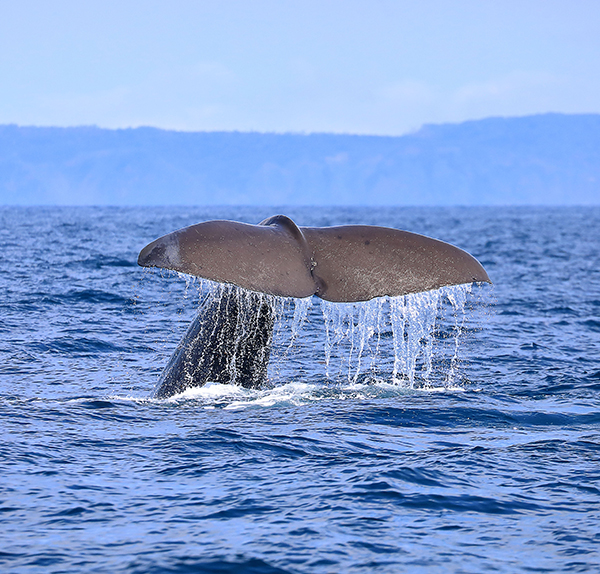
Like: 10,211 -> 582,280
1,113 -> 599,205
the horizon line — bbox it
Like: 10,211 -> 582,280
2,111 -> 598,138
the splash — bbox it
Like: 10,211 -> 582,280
319,284 -> 473,388
153,282 -> 277,397
145,271 -> 479,391
320,297 -> 386,381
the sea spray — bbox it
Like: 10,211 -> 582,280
153,282 -> 277,396
150,272 -> 476,389
320,297 -> 386,382
390,290 -> 441,385
444,283 -> 471,384
319,284 -> 473,387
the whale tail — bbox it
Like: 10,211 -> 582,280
139,215 -> 490,398
153,285 -> 274,398
138,215 -> 490,302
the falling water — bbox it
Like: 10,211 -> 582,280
165,276 -> 477,389
319,284 -> 473,387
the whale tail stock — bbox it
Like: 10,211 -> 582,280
138,215 -> 490,398
138,215 -> 490,302
153,285 -> 274,399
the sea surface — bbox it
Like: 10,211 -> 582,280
1,205 -> 599,573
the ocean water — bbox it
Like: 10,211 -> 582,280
1,205 -> 599,573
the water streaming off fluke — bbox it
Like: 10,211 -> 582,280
158,278 -> 479,393
320,284 -> 473,387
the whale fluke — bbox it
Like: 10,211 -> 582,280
138,215 -> 490,302
139,215 -> 490,398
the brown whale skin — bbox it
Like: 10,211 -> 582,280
138,215 -> 490,302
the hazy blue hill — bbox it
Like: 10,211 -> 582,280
1,113 -> 599,205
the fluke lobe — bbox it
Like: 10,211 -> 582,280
138,215 -> 490,398
138,215 -> 490,302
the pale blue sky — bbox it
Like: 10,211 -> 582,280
2,0 -> 599,135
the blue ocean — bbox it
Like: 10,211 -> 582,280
1,205 -> 599,573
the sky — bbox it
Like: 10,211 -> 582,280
1,0 -> 600,135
